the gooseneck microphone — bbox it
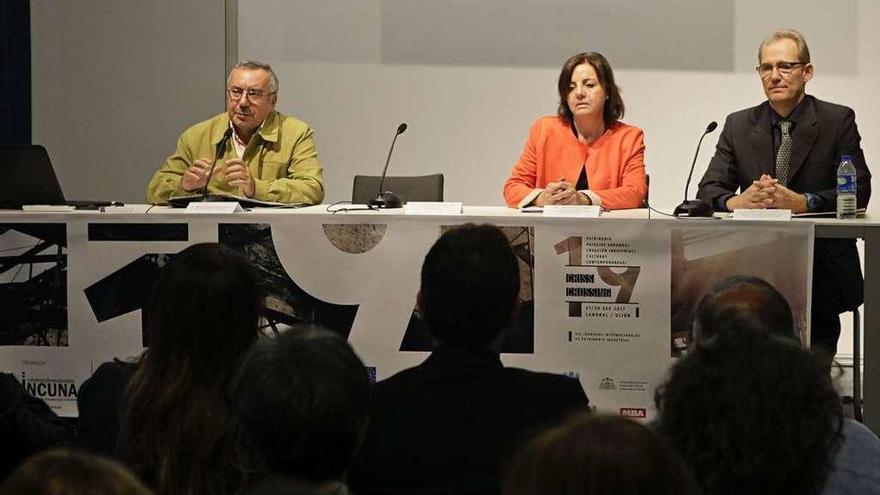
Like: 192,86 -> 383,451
200,127 -> 234,200
369,123 -> 408,209
673,121 -> 718,217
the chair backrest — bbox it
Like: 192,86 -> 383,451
352,174 -> 444,204
642,173 -> 650,208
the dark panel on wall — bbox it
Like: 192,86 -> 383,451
0,0 -> 30,144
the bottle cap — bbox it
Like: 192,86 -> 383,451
841,155 -> 852,161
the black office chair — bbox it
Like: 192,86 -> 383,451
351,174 -> 444,205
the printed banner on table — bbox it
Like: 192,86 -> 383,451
524,219 -> 671,419
0,215 -> 812,418
521,219 -> 813,418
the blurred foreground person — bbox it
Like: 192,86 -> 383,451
503,414 -> 698,495
231,328 -> 371,494
0,448 -> 153,495
77,243 -> 263,494
349,224 -> 588,495
657,324 -> 843,495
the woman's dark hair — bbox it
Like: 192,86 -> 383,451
419,224 -> 520,350
557,52 -> 625,129
502,414 -> 698,495
0,448 -> 153,495
119,243 -> 262,495
655,324 -> 844,495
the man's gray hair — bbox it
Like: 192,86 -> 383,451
228,60 -> 279,93
758,29 -> 811,63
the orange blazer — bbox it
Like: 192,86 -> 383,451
503,116 -> 647,209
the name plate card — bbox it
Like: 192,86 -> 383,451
543,205 -> 601,218
731,209 -> 792,221
404,202 -> 463,215
184,202 -> 245,214
22,205 -> 77,212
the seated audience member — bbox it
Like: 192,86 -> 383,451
230,328 -> 371,494
348,224 -> 589,495
503,52 -> 647,209
76,243 -> 262,494
656,324 -> 844,495
690,279 -> 880,494
692,275 -> 797,343
0,448 -> 152,495
502,414 -> 699,495
0,374 -> 72,480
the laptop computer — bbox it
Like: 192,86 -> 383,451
0,145 -> 121,209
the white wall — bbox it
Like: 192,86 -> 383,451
30,0 -> 227,203
239,0 -> 879,211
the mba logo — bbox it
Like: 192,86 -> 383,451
619,408 -> 646,419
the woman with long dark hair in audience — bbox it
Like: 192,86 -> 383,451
75,243 -> 262,495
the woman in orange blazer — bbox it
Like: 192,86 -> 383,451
504,52 -> 647,209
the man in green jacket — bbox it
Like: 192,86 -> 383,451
146,60 -> 324,205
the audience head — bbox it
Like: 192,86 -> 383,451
503,413 -> 698,495
419,223 -> 520,351
142,242 -> 262,372
121,242 -> 262,495
231,327 -> 371,485
557,52 -> 625,129
693,275 -> 796,343
0,449 -> 153,495
656,324 -> 843,495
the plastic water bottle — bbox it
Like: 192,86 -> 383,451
836,155 -> 857,219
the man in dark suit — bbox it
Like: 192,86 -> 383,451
697,29 -> 871,355
348,224 -> 589,495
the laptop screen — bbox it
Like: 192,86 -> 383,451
0,145 -> 67,208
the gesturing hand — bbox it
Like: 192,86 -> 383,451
223,159 -> 255,198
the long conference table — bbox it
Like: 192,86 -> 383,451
0,205 -> 876,432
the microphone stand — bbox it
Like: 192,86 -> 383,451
673,123 -> 717,217
369,123 -> 408,209
200,128 -> 234,202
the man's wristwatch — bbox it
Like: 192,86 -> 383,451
804,193 -> 822,212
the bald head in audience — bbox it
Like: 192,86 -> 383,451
693,275 -> 796,344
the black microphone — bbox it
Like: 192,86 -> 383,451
369,123 -> 408,209
200,127 -> 234,200
673,121 -> 718,217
